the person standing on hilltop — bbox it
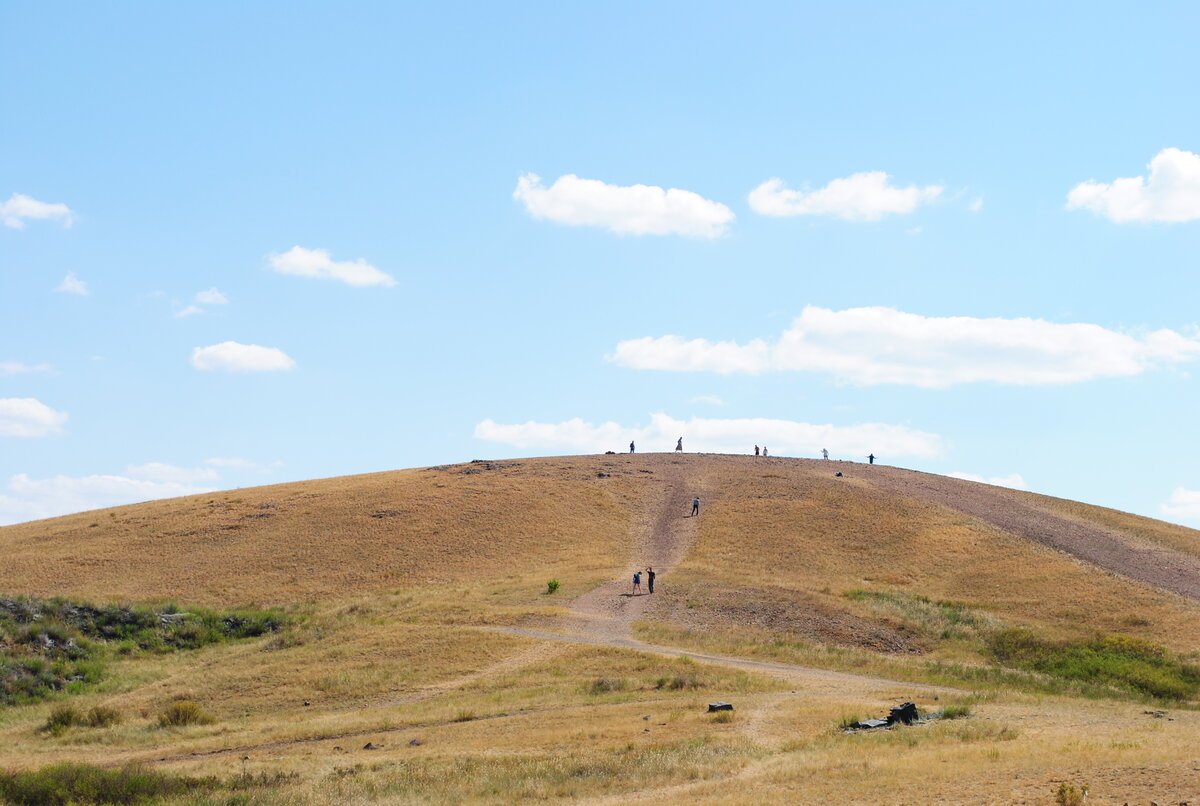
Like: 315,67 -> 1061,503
762,446 -> 768,457
754,445 -> 760,456
676,437 -> 683,452
629,440 -> 635,453
691,496 -> 700,516
646,566 -> 656,594
868,453 -> 875,464
822,448 -> 829,460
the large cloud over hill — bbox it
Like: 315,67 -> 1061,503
609,306 -> 1200,387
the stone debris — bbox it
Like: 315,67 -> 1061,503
707,702 -> 734,712
363,742 -> 380,750
844,702 -> 936,732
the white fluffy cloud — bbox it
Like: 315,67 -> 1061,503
268,246 -> 396,287
55,272 -> 89,295
1067,148 -> 1200,223
174,305 -> 204,318
0,398 -> 68,437
0,362 -> 52,376
1,192 -> 73,228
191,341 -> 296,372
475,412 -> 943,459
0,472 -> 217,526
195,287 -> 229,304
1161,487 -> 1200,523
948,472 -> 1028,490
610,306 -> 1200,387
513,173 -> 734,238
748,172 -> 942,221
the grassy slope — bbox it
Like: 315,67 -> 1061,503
1,453 -> 1199,804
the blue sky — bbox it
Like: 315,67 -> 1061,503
3,1 -> 1199,526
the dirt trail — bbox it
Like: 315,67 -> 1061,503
864,465 -> 1200,601
563,458 -> 706,642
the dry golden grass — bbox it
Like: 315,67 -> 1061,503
3,453 -> 1200,804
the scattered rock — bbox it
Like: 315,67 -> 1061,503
370,510 -> 402,518
604,451 -> 616,454
409,738 -> 422,746
642,715 -> 651,720
835,472 -> 843,477
597,472 -> 611,478
363,742 -> 380,750
1145,709 -> 1167,718
303,701 -> 311,707
707,702 -> 734,712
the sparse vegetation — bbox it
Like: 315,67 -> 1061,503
157,699 -> 216,727
0,763 -> 215,805
0,596 -> 288,705
940,703 -> 972,719
545,579 -> 560,594
987,629 -> 1200,700
587,676 -> 627,693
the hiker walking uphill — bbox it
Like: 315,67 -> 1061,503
691,496 -> 700,517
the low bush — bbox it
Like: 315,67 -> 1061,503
545,580 -> 560,594
86,705 -> 123,728
987,629 -> 1200,701
157,699 -> 216,728
0,762 -> 214,805
588,677 -> 627,693
43,704 -> 84,733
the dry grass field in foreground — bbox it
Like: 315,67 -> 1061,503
1,453 -> 1199,804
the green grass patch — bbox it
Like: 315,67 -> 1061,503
843,590 -> 996,642
987,629 -> 1200,701
0,596 -> 289,706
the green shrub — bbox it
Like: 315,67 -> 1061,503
0,762 -> 214,805
656,673 -> 703,690
545,579 -> 560,594
941,703 -> 972,719
43,704 -> 84,733
157,699 -> 216,728
987,629 -> 1200,701
85,705 -> 123,728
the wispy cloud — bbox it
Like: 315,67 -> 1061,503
1068,148 -> 1200,223
748,172 -> 942,221
0,362 -> 53,376
969,196 -> 984,213
191,341 -> 296,372
268,246 -> 396,287
1,192 -> 73,228
948,471 -> 1028,490
195,287 -> 229,304
609,306 -> 1200,387
0,398 -> 68,437
55,272 -> 89,295
689,394 -> 725,406
475,412 -> 943,458
0,471 -> 216,526
174,305 -> 204,318
513,173 -> 734,238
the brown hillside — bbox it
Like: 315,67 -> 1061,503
2,453 -> 1199,649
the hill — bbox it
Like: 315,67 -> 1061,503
1,454 -> 1199,804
